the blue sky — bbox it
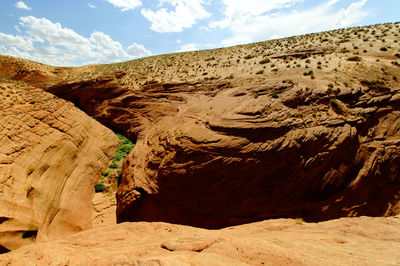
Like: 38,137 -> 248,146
0,0 -> 399,66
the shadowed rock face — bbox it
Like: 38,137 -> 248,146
0,80 -> 119,250
46,75 -> 400,229
113,82 -> 400,228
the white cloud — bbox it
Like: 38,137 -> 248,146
15,1 -> 31,10
88,3 -> 96,8
210,0 -> 302,29
212,0 -> 368,46
0,16 -> 151,66
126,43 -> 152,57
179,43 -> 198,52
107,0 -> 142,11
0,32 -> 33,50
141,0 -> 210,33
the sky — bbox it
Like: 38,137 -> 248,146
0,0 -> 399,66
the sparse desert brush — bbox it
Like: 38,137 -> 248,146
330,98 -> 340,108
244,54 -> 255,60
259,58 -> 270,64
347,56 -> 362,62
380,47 -> 388,51
95,182 -> 105,193
361,80 -> 391,92
303,70 -> 314,76
256,70 -> 264,75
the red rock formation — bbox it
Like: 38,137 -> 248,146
45,75 -> 400,228
0,80 -> 119,251
1,215 -> 400,265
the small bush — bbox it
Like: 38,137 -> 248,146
271,93 -> 279,98
259,58 -> 270,64
244,54 -> 255,59
101,170 -> 110,177
303,70 -> 314,76
361,80 -> 391,92
119,143 -> 134,153
380,47 -> 388,51
330,98 -> 339,108
347,56 -> 362,62
109,163 -> 118,169
256,70 -> 264,75
95,182 -> 105,193
395,53 -> 400,58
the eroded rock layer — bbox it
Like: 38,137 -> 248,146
0,80 -> 119,251
1,216 -> 400,265
2,23 -> 400,231
114,81 -> 400,228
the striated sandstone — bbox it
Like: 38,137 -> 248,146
114,81 -> 400,228
0,80 -> 119,252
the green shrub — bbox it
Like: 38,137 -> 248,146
244,54 -> 255,59
259,58 -> 270,64
256,70 -> 264,74
114,150 -> 124,161
95,182 -> 105,193
109,164 -> 118,169
101,170 -> 110,177
303,70 -> 314,76
119,143 -> 134,153
330,98 -> 339,108
271,93 -> 279,98
380,47 -> 388,51
347,56 -> 362,62
361,80 -> 391,92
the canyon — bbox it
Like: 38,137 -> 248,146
0,22 -> 399,264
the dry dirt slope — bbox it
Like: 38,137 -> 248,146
0,22 -> 399,264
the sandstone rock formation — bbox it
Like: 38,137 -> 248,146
1,215 -> 399,265
114,79 -> 400,228
30,23 -> 400,229
1,23 -> 400,263
0,79 -> 119,252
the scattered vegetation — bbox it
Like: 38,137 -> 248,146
95,182 -> 105,193
347,56 -> 362,62
95,133 -> 135,193
361,80 -> 391,92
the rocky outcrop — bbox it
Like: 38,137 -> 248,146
1,215 -> 399,265
0,80 -> 119,251
114,81 -> 400,228
42,70 -> 400,229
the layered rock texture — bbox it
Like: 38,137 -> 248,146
1,215 -> 400,265
0,77 -> 119,251
0,22 -> 400,263
20,23 -> 398,229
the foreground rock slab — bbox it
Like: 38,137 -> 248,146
1,216 -> 399,265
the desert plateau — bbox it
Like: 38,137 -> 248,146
0,21 -> 400,265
